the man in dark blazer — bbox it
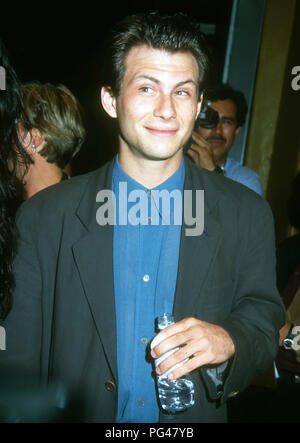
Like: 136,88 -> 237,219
0,12 -> 285,423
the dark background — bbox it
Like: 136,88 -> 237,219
1,1 -> 233,174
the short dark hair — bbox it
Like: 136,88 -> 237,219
103,11 -> 210,97
204,83 -> 248,127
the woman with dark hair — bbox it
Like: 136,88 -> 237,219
0,39 -> 31,321
0,41 -> 76,423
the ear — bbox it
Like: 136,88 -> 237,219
31,128 -> 45,153
101,86 -> 117,118
234,125 -> 241,140
17,122 -> 31,149
196,92 -> 203,120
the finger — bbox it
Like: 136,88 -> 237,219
151,318 -> 200,358
186,147 -> 200,163
189,142 -> 203,155
166,349 -> 215,381
151,330 -> 192,359
150,333 -> 167,350
191,143 -> 213,159
187,145 -> 216,170
155,337 -> 208,377
191,131 -> 211,147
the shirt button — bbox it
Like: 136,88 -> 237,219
138,398 -> 145,406
147,217 -> 152,225
141,337 -> 148,345
147,190 -> 151,197
143,274 -> 150,282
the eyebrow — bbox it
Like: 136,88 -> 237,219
131,75 -> 198,88
220,116 -> 236,122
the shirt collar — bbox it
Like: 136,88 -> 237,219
112,154 -> 185,194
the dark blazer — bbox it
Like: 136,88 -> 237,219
0,157 -> 285,422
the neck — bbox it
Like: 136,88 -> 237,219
23,157 -> 63,199
118,147 -> 183,189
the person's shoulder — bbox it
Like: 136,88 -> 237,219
186,156 -> 262,200
226,157 -> 260,180
17,160 -> 114,221
185,156 -> 270,219
208,168 -> 264,206
223,157 -> 263,195
18,170 -> 93,215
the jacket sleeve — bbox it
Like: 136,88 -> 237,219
201,198 -> 286,402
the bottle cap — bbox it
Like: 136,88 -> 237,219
156,313 -> 174,330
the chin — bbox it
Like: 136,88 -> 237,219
212,148 -> 228,163
133,140 -> 180,160
147,147 -> 182,161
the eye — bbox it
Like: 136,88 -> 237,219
221,118 -> 235,126
139,86 -> 154,94
176,90 -> 189,96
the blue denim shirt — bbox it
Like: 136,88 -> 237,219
224,156 -> 263,196
113,156 -> 185,423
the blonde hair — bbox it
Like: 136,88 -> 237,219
21,82 -> 86,168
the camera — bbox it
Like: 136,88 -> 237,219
196,100 -> 219,129
183,101 -> 220,154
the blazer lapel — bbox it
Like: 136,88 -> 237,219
174,159 -> 222,319
72,161 -> 118,381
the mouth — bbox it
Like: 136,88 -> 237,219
145,126 -> 178,137
208,137 -> 226,145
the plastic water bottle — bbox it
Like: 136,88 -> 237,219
153,313 -> 195,413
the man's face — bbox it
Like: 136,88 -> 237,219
196,99 -> 241,165
102,45 -> 201,163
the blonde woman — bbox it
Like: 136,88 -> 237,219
18,82 -> 86,199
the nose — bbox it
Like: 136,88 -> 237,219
153,93 -> 176,120
215,120 -> 223,134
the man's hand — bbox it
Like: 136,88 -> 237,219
186,131 -> 216,171
150,317 -> 235,380
279,321 -> 292,346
